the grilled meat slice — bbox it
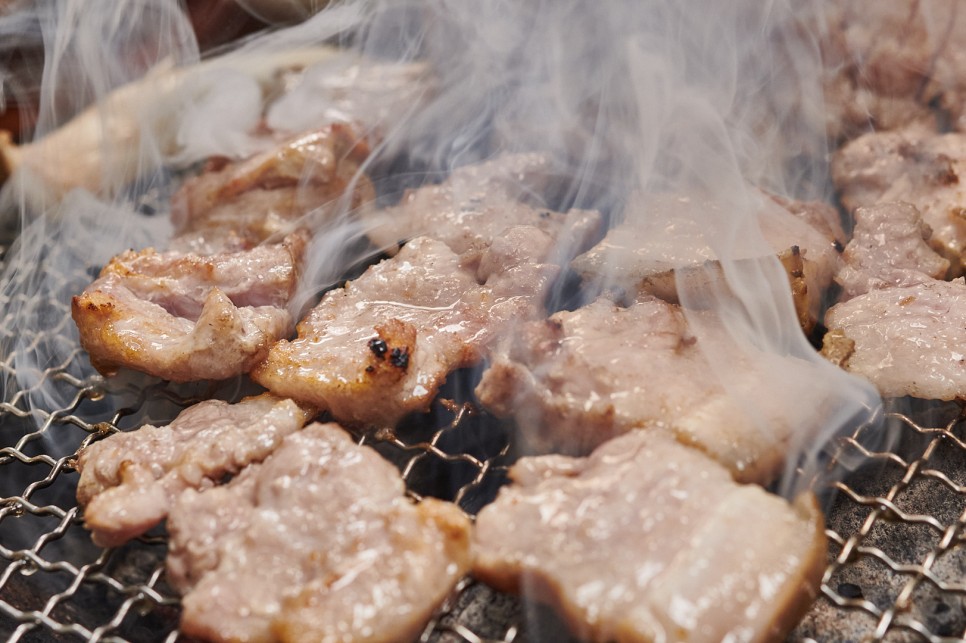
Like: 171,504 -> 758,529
76,394 -> 312,548
836,202 -> 950,300
72,232 -> 305,382
476,295 -> 824,484
832,129 -> 966,275
823,280 -> 966,400
171,123 -> 374,254
473,430 -> 826,643
363,153 -> 601,268
252,233 -> 557,427
167,422 -> 471,643
571,193 -> 841,332
816,0 -> 961,141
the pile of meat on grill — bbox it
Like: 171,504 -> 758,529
59,2 -> 966,641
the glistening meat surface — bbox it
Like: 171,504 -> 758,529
476,295 -> 827,484
72,233 -> 305,382
823,280 -> 966,400
832,129 -> 966,275
252,234 -> 558,427
167,422 -> 471,643
473,430 -> 826,643
835,201 -> 950,300
363,152 -> 601,267
76,394 -> 312,548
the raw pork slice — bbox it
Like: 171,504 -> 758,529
252,234 -> 558,427
76,394 -> 312,547
832,129 -> 966,275
171,123 -> 374,254
167,422 -> 471,643
823,280 -> 966,400
473,430 -> 826,643
476,295 -> 826,484
72,232 -> 305,382
835,202 -> 950,300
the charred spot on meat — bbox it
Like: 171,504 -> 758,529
367,337 -> 388,357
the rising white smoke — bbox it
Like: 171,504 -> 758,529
0,0 -> 884,496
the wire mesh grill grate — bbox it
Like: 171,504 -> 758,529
3,252 -> 966,642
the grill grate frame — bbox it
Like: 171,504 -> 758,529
2,254 -> 966,643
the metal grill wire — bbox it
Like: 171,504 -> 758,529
4,240 -> 966,642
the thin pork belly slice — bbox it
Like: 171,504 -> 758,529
76,394 -> 312,548
167,422 -> 471,643
71,232 -> 305,382
252,233 -> 558,428
832,129 -> 966,275
170,123 -> 374,254
571,193 -> 841,333
836,202 -> 950,300
363,153 -> 601,267
473,430 -> 826,643
823,280 -> 966,400
476,295 -> 823,484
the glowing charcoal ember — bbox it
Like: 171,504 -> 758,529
170,122 -> 375,254
167,422 -> 471,643
823,280 -> 966,400
473,430 -> 826,643
76,394 -> 313,548
71,232 -> 305,382
476,295 -> 831,485
835,202 -> 950,300
362,152 -> 602,266
832,129 -> 966,276
252,234 -> 558,427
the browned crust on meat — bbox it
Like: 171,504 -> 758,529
820,328 -> 855,369
779,246 -> 813,336
73,286 -> 285,382
756,492 -> 827,643
634,252 -> 817,334
71,290 -> 128,377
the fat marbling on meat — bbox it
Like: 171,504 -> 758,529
72,232 -> 306,382
835,201 -> 950,300
76,394 -> 313,548
252,233 -> 559,428
167,422 -> 471,643
823,279 -> 966,400
473,430 -> 826,643
832,128 -> 966,275
476,295 -> 830,485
